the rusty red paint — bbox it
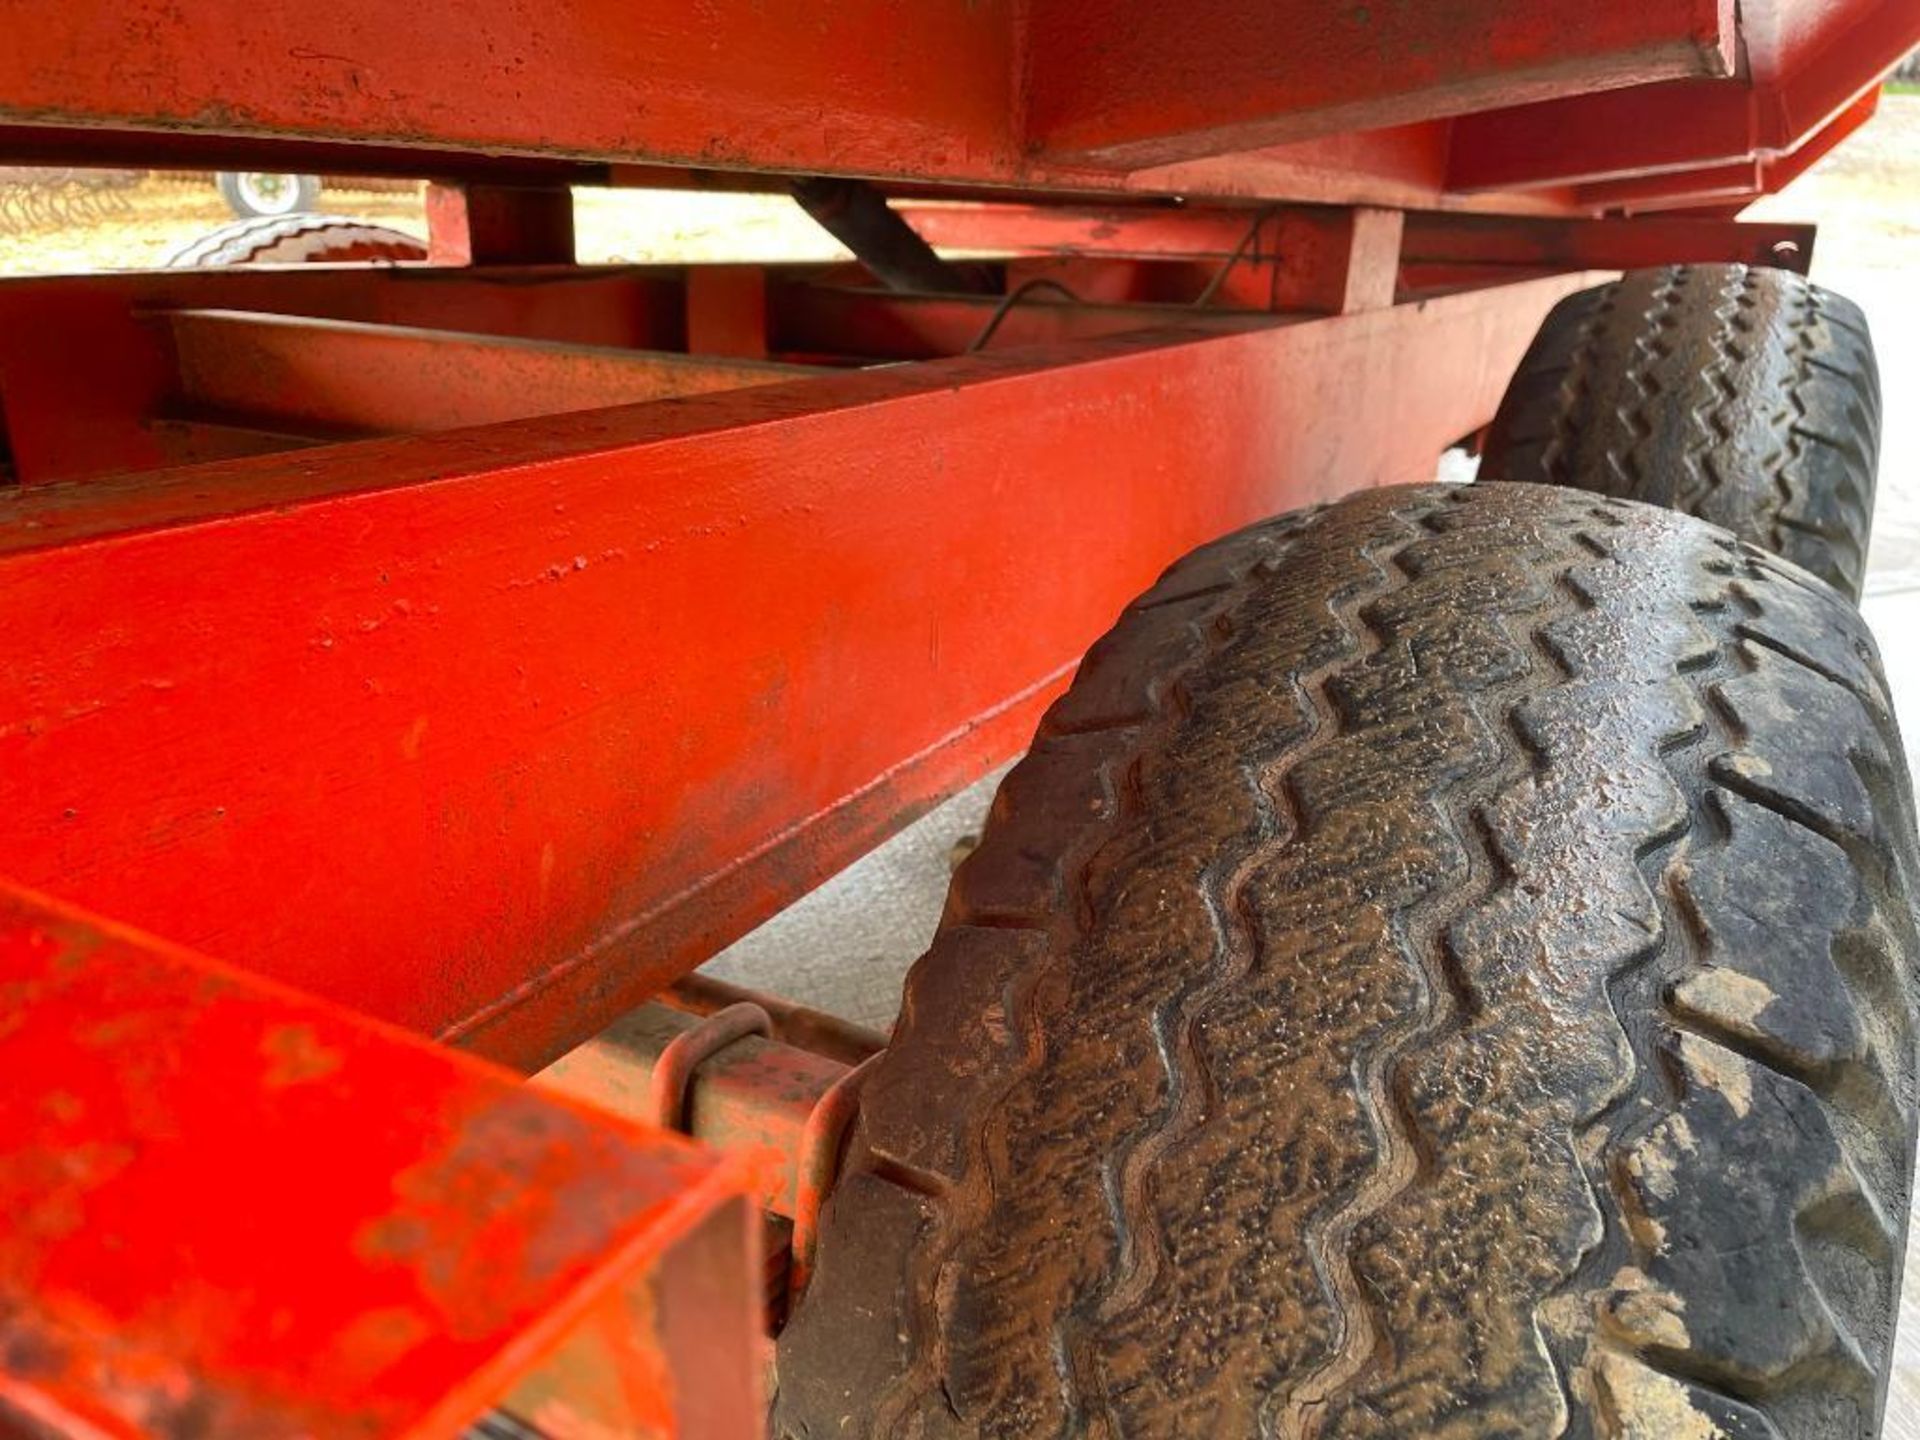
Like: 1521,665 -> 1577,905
787,1056 -> 878,1302
0,276 -> 1594,1074
533,994 -> 875,1310
660,975 -> 886,1069
0,883 -> 761,1438
539,1004 -> 850,1220
0,0 -> 1894,215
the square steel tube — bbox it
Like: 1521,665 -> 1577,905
0,882 -> 762,1439
0,275 -> 1594,1070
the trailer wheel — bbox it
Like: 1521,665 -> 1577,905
1480,265 -> 1880,600
214,170 -> 322,218
777,483 -> 1919,1440
165,213 -> 428,268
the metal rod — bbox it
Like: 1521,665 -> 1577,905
792,176 -> 995,295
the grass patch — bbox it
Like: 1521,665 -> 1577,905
1886,80 -> 1920,96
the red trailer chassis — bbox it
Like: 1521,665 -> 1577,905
0,1 -> 1913,1435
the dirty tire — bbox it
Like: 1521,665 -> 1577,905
1480,266 -> 1880,601
778,483 -> 1920,1440
165,213 -> 427,268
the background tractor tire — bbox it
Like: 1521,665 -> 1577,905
778,482 -> 1920,1440
166,214 -> 427,268
1480,265 -> 1880,601
215,170 -> 322,218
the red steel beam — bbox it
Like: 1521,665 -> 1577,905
164,310 -> 818,439
0,0 -> 1763,217
1398,211 -> 1816,273
147,416 -> 339,468
0,882 -> 762,1440
687,270 -> 772,360
608,122 -> 1578,218
1576,161 -> 1768,217
540,1004 -> 849,1219
907,203 -> 1407,314
1448,0 -> 1917,194
0,0 -> 1025,188
765,284 -> 1268,362
1576,87 -> 1881,214
0,275 -> 1594,1073
898,200 -> 1812,299
1023,0 -> 1735,169
1447,78 -> 1759,193
425,183 -> 578,267
0,266 -> 1266,484
0,266 -> 688,485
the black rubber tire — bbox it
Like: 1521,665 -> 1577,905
1480,265 -> 1881,601
165,214 -> 428,268
778,483 -> 1920,1440
215,170 -> 322,218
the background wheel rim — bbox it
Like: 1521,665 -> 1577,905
234,173 -> 306,216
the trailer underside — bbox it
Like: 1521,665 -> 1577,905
1,0 -> 1916,1434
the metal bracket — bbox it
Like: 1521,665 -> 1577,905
644,1000 -> 774,1131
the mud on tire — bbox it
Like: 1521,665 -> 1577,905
1480,265 -> 1881,601
778,482 -> 1920,1440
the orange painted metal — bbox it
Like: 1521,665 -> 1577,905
426,184 -> 577,267
0,0 -> 1896,216
902,202 -> 1816,276
0,264 -> 1277,484
0,882 -> 762,1439
686,270 -> 772,361
163,310 -> 816,440
1575,87 -> 1884,215
1448,0 -> 1917,199
644,1005 -> 776,1134
539,1003 -> 847,1220
534,999 -> 875,1305
1397,211 -> 1817,274
901,201 -> 1817,312
766,282 -> 1266,361
982,208 -> 1406,316
1448,78 -> 1763,193
0,0 -> 1903,1423
1023,0 -> 1734,168
660,975 -> 886,1070
787,1056 -> 878,1302
0,266 -> 689,485
0,274 -> 1595,1076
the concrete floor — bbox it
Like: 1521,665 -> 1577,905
697,765 -> 1006,1030
702,96 -> 1920,1431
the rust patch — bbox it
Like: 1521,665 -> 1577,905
260,1024 -> 344,1087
